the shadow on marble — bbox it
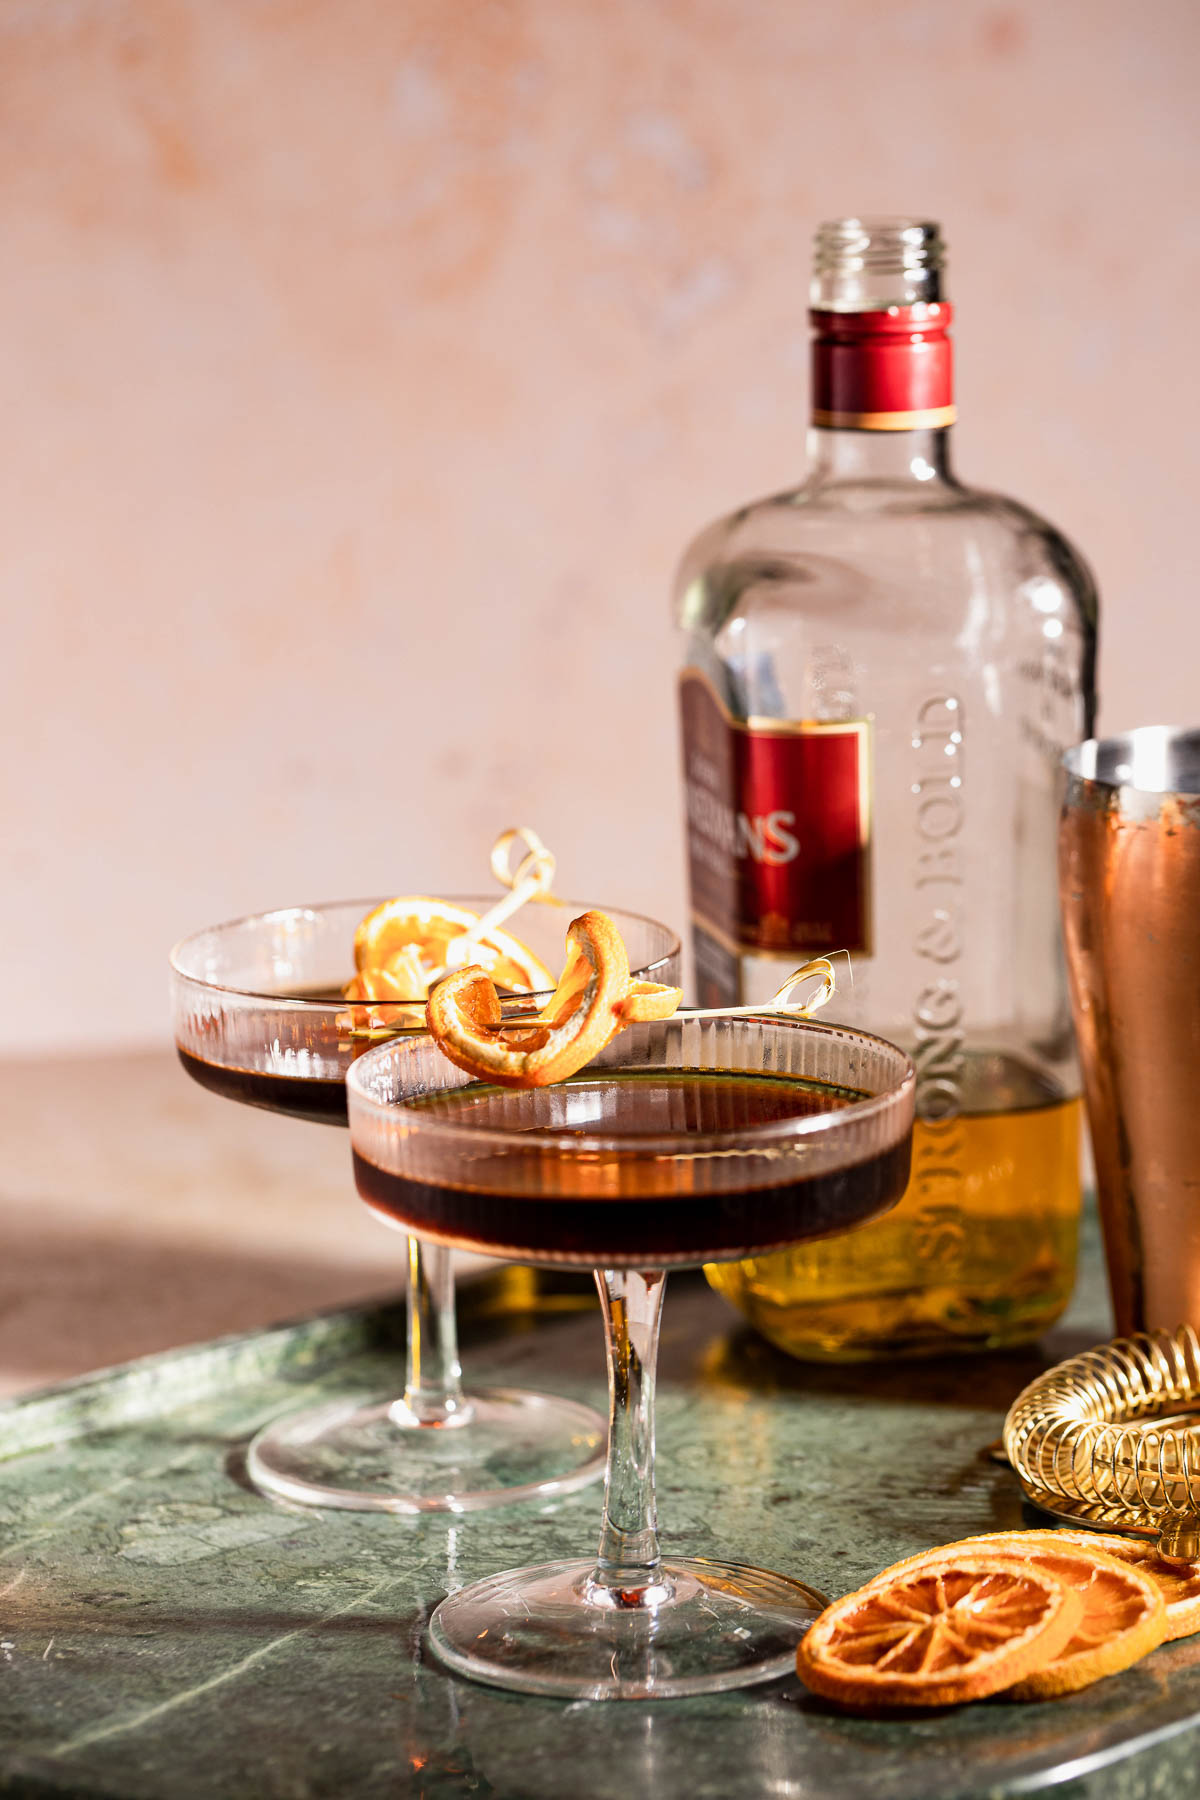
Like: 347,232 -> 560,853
696,1320 -> 1105,1415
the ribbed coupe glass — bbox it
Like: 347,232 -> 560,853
171,897 -> 680,1513
347,1013 -> 914,1698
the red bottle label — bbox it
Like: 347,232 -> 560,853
680,669 -> 872,971
811,303 -> 954,431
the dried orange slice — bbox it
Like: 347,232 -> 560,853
343,953 -> 428,1004
337,966 -> 427,1038
1006,1552 -> 1165,1699
796,1558 -> 1082,1708
1026,1529 -> 1200,1645
353,896 -> 554,994
863,1531 -> 1167,1699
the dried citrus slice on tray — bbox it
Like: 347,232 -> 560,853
353,896 -> 555,994
1003,1543 -> 1165,1700
860,1530 -> 1167,1699
796,1558 -> 1082,1708
426,909 -> 682,1089
1021,1529 -> 1200,1645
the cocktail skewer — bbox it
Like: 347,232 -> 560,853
339,956 -> 848,1045
428,828 -> 558,981
486,956 -> 842,1034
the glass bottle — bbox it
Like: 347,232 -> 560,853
676,218 -> 1099,1359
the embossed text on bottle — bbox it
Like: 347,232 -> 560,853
910,694 -> 966,1269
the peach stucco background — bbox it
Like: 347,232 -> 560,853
5,0 -> 1198,1053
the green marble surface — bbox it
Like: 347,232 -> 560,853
1,1212 -> 1196,1799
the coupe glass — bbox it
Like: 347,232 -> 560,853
170,897 -> 680,1513
347,1012 -> 914,1698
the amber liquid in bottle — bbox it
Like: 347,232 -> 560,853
706,1055 -> 1081,1358
677,218 -> 1098,1358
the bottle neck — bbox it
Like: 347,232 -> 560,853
807,423 -> 955,484
809,302 -> 955,484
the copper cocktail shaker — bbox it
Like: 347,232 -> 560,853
1060,729 -> 1200,1333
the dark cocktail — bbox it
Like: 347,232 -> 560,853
354,1068 -> 909,1265
171,896 -> 680,1514
348,1012 -> 914,1698
178,1036 -> 346,1124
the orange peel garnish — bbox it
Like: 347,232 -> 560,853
618,980 -> 685,1024
425,910 -> 682,1089
490,825 -> 557,898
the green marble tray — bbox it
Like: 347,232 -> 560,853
3,1218 -> 1200,1800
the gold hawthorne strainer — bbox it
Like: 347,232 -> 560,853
1004,1326 -> 1200,1561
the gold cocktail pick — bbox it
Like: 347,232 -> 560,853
342,825 -> 850,1046
425,827 -> 558,983
487,956 -> 843,1036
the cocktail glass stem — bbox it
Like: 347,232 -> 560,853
390,1237 -> 474,1428
588,1268 -> 672,1606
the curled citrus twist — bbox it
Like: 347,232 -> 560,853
438,826 -> 559,977
426,910 -> 683,1089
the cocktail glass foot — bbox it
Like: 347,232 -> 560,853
248,1389 -> 604,1514
247,1242 -> 604,1513
429,1555 -> 825,1698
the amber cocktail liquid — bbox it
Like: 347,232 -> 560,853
354,1068 -> 909,1267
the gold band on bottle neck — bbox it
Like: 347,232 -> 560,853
812,405 -> 957,432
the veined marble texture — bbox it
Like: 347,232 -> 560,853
1,1211 -> 1199,1798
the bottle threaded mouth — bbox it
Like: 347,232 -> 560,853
811,218 -> 946,310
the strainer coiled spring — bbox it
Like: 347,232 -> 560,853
1004,1327 -> 1200,1529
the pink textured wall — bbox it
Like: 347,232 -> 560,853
4,0 -> 1198,1050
